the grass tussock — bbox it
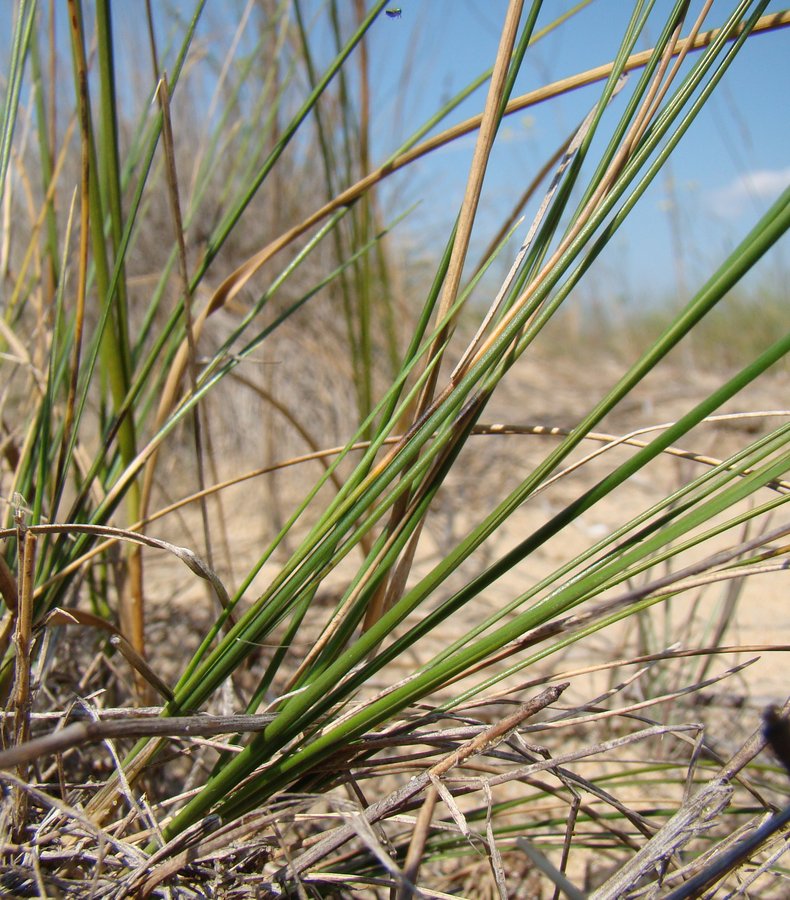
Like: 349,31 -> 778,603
0,2 -> 789,896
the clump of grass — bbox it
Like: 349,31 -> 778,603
0,1 -> 789,895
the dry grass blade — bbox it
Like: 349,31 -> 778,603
40,606 -> 175,704
427,772 -> 469,838
483,782 -> 508,900
588,780 -> 734,900
274,683 -> 567,881
524,658 -> 759,737
484,644 -> 790,708
455,723 -> 701,796
0,708 -> 278,764
141,69 -> 213,589
554,793 -> 582,900
716,826 -> 790,898
109,633 -> 176,703
421,0 -> 525,384
343,805 -> 413,892
0,522 -> 231,612
397,782 -> 438,900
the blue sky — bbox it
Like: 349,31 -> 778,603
355,1 -> 789,304
4,1 -> 787,306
